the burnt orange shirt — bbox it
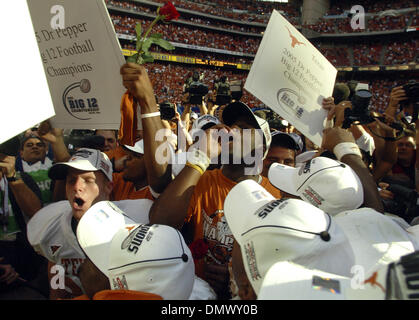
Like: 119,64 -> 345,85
111,172 -> 154,201
186,169 -> 282,279
73,290 -> 163,300
105,145 -> 127,162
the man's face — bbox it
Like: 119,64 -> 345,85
397,136 -> 415,160
20,138 -> 47,164
262,146 -> 295,177
95,130 -> 117,152
122,152 -> 146,183
66,168 -> 112,220
397,136 -> 415,163
228,117 -> 262,160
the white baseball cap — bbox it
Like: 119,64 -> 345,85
268,157 -> 364,215
123,139 -> 144,155
257,261 -> 386,300
49,148 -> 113,181
334,208 -> 416,276
77,201 -> 195,300
224,179 -> 355,294
222,101 -> 272,159
191,114 -> 220,131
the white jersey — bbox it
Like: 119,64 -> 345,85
27,199 -> 152,296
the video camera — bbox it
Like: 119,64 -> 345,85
159,101 -> 176,120
215,76 -> 231,106
382,183 -> 419,224
184,71 -> 209,105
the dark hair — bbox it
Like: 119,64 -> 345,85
94,129 -> 118,140
20,134 -> 43,150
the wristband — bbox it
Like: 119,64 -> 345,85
7,171 -> 21,182
186,148 -> 210,173
333,142 -> 362,161
185,162 -> 204,175
141,111 -> 161,119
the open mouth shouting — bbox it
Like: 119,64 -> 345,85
72,195 -> 87,211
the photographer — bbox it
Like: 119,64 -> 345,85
184,71 -> 209,108
378,81 -> 419,223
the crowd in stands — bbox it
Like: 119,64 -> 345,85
107,0 -> 417,35
305,12 -> 415,34
112,14 -> 261,54
384,40 -> 419,66
352,43 -> 383,66
326,0 -> 417,16
107,0 -> 266,34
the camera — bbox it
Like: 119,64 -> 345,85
342,89 -> 375,129
403,81 -> 419,104
65,130 -> 105,153
0,135 -> 21,157
402,80 -> 419,122
159,101 -> 176,120
382,183 -> 419,224
184,71 -> 209,105
215,76 -> 232,106
230,80 -> 243,101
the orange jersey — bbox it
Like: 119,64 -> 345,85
105,145 -> 127,162
111,172 -> 154,201
187,169 -> 282,279
73,290 -> 163,300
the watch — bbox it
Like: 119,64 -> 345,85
7,171 -> 21,182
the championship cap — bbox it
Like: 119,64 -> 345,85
334,208 -> 417,276
259,250 -> 419,300
222,101 -> 272,159
224,180 -> 355,294
191,114 -> 220,131
268,157 -> 363,215
77,201 -> 195,300
257,261 -> 386,300
48,148 -> 113,181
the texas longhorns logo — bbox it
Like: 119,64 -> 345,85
286,27 -> 305,48
364,271 -> 385,293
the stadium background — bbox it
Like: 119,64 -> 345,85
105,0 -> 418,115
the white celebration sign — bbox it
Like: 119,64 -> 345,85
245,10 -> 337,146
26,0 -> 126,130
0,0 -> 55,144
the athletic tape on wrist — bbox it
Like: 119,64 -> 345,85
333,142 -> 362,161
186,148 -> 210,172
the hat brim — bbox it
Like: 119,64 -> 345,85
268,163 -> 299,195
77,201 -> 136,276
48,160 -> 101,180
258,261 -> 351,300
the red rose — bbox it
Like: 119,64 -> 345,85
189,239 -> 209,260
159,2 -> 180,21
